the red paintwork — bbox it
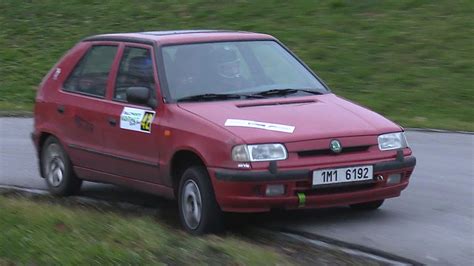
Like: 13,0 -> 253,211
33,31 -> 415,212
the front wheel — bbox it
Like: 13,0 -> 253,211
350,200 -> 384,210
178,166 -> 223,234
41,136 -> 82,196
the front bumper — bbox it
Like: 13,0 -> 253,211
210,156 -> 416,212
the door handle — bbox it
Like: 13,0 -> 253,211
108,118 -> 117,126
57,105 -> 65,114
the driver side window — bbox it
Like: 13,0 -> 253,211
114,46 -> 156,102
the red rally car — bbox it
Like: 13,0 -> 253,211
32,30 -> 416,234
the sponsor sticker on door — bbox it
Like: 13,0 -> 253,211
120,107 -> 155,133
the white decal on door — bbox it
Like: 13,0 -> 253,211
120,107 -> 155,133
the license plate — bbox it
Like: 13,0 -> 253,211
312,165 -> 373,186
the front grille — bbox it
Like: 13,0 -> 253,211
297,145 -> 370,157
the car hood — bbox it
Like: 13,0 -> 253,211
177,94 -> 401,143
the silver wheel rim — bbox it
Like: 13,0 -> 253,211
44,143 -> 65,187
182,179 -> 202,230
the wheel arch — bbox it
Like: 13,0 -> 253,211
170,149 -> 207,196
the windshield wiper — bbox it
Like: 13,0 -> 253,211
177,92 -> 268,102
177,89 -> 311,102
251,88 -> 323,97
177,93 -> 242,102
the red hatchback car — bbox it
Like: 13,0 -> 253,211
33,30 -> 416,234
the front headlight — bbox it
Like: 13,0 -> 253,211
232,144 -> 288,162
378,132 -> 408,151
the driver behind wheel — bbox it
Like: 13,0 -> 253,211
208,46 -> 250,91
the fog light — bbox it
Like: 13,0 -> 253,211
265,184 -> 285,196
387,174 -> 402,185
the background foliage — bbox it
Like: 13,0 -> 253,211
0,0 -> 472,130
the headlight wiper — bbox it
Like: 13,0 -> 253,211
251,88 -> 324,97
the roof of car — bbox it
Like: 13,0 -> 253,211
82,30 -> 275,45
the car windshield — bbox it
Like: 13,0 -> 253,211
161,41 -> 328,102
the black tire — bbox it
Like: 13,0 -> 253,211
350,200 -> 384,210
41,136 -> 82,196
178,166 -> 223,234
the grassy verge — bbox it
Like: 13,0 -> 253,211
0,195 -> 287,265
1,0 -> 472,130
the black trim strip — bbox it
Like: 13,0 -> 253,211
68,144 -> 159,168
141,30 -> 242,36
215,169 -> 309,182
373,156 -> 416,172
215,156 -> 416,182
82,36 -> 155,45
298,145 -> 370,157
311,179 -> 376,189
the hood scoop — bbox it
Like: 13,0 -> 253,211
236,99 -> 317,108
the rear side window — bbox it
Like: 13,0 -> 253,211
114,47 -> 156,102
63,45 -> 118,97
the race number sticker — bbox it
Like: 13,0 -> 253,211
120,107 -> 155,133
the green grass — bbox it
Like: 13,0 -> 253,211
0,195 -> 288,265
0,0 -> 473,130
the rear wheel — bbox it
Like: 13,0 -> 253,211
178,166 -> 223,234
41,137 -> 82,196
350,200 -> 384,210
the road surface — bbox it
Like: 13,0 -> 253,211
1,117 -> 473,265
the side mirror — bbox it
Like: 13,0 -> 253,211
126,87 -> 157,109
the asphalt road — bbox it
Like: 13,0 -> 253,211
1,117 -> 473,265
